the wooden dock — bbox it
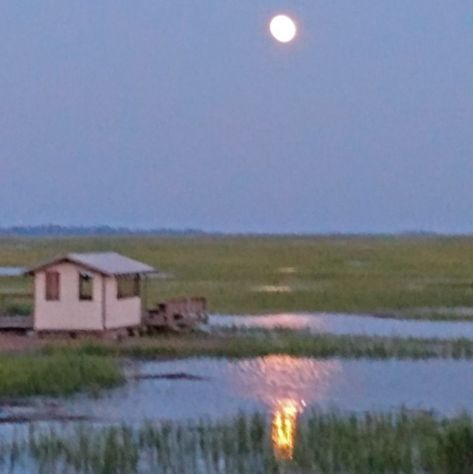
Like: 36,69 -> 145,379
0,316 -> 33,331
145,297 -> 208,331
0,297 -> 208,334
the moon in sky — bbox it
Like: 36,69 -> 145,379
269,15 -> 297,43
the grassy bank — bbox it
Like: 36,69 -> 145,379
2,235 -> 473,317
0,353 -> 123,397
3,411 -> 473,473
47,330 -> 473,360
4,330 -> 473,397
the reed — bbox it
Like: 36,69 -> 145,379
2,410 -> 473,473
47,330 -> 473,360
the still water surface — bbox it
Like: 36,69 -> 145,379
55,356 -> 473,423
210,313 -> 473,339
2,356 -> 473,465
0,267 -> 24,277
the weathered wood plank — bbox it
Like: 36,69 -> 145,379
0,316 -> 33,330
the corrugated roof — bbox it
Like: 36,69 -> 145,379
27,252 -> 155,276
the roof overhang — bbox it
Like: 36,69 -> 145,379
25,252 -> 156,277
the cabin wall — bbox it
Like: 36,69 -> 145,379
34,263 -> 103,331
104,277 -> 141,329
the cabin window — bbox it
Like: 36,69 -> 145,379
79,272 -> 93,300
45,271 -> 60,301
117,274 -> 140,299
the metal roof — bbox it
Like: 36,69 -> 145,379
27,252 -> 155,276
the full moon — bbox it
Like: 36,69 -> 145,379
269,14 -> 297,43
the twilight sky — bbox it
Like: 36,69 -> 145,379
1,1 -> 472,233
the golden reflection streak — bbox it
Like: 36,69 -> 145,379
232,355 -> 341,461
272,398 -> 299,460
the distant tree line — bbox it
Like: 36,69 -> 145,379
0,225 -> 208,237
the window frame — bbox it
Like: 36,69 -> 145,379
116,274 -> 141,299
45,271 -> 60,301
78,271 -> 94,301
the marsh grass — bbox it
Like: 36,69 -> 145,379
5,329 -> 473,397
0,353 -> 123,397
2,411 -> 473,473
3,235 -> 473,317
45,330 -> 473,360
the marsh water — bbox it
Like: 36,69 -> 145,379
13,356 -> 471,425
2,355 -> 473,471
2,313 -> 473,427
0,266 -> 24,277
2,312 -> 473,470
210,313 -> 473,339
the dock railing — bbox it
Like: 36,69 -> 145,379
145,297 -> 208,331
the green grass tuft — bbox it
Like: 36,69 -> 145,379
0,353 -> 123,397
4,302 -> 32,316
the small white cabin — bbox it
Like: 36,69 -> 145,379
27,252 -> 155,334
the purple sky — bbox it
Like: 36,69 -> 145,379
1,1 -> 472,233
